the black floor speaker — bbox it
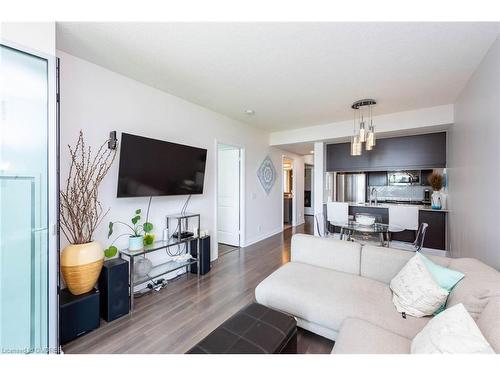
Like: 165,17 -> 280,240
190,236 -> 211,275
59,288 -> 100,345
98,258 -> 129,322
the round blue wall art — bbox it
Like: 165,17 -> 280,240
257,156 -> 277,195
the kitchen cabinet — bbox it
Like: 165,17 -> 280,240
418,210 -> 446,250
367,171 -> 388,186
326,132 -> 447,172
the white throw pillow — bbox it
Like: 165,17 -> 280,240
390,253 -> 449,317
411,303 -> 495,354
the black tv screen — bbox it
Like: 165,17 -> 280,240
117,133 -> 207,197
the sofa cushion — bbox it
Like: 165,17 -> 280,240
446,258 -> 500,319
476,297 -> 500,353
332,318 -> 411,354
361,245 -> 451,285
390,253 -> 449,317
255,262 -> 430,339
419,253 -> 464,314
291,234 -> 361,274
411,303 -> 494,354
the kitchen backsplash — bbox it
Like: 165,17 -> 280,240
368,185 -> 430,201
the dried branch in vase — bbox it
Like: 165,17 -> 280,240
427,172 -> 443,192
60,130 -> 116,244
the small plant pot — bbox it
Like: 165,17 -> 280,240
143,233 -> 155,246
129,235 -> 144,251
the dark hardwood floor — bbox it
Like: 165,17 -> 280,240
63,216 -> 334,354
218,243 -> 240,257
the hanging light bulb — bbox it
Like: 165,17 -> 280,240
351,135 -> 362,156
366,130 -> 374,150
350,106 -> 362,156
359,116 -> 366,143
370,121 -> 376,147
365,104 -> 374,150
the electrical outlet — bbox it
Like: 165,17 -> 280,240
258,225 -> 262,232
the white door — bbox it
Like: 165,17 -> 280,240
217,146 -> 240,246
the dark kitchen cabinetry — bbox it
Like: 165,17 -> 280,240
418,210 -> 446,250
326,132 -> 447,172
367,171 -> 388,186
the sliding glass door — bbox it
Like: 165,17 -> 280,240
0,44 -> 51,353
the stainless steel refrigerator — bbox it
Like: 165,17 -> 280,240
336,173 -> 366,203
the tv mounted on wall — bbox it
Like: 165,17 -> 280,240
117,133 -> 207,197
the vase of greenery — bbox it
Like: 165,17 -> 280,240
428,172 -> 443,210
60,131 -> 116,295
105,208 -> 154,256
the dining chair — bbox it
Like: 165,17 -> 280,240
326,202 -> 350,240
314,212 -> 328,237
389,222 -> 429,252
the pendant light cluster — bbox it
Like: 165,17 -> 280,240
350,99 -> 377,156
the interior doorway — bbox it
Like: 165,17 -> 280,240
216,143 -> 242,257
282,157 -> 294,230
304,164 -> 314,216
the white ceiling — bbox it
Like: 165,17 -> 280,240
56,22 -> 499,131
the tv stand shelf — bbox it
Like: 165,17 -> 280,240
133,257 -> 198,285
119,213 -> 201,311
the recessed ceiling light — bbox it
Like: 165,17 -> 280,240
244,109 -> 255,116
310,150 -> 314,154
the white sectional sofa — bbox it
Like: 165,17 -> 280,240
255,234 -> 500,354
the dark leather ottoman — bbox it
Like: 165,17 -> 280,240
187,303 -> 297,354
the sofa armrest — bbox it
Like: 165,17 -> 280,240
291,234 -> 361,275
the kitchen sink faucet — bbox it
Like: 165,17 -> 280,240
370,187 -> 378,205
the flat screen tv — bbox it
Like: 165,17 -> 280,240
117,133 -> 207,197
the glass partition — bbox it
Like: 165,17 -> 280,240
0,44 -> 49,353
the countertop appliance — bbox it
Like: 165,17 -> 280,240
387,170 -> 420,186
336,172 -> 366,203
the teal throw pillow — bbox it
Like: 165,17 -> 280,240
418,253 -> 465,314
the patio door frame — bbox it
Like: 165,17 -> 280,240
0,39 -> 59,352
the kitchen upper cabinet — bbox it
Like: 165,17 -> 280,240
368,171 -> 388,186
326,132 -> 446,172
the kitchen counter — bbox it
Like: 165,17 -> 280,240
346,202 -> 448,213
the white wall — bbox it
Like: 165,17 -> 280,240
0,22 -> 56,56
448,36 -> 500,270
287,155 -> 305,226
313,142 -> 324,235
58,51 -> 301,264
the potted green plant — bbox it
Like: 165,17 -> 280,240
142,196 -> 155,246
104,208 -> 154,256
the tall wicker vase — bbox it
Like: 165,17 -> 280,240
61,241 -> 104,295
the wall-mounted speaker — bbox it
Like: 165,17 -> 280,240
190,236 -> 211,275
98,258 -> 129,322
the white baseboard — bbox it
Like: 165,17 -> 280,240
243,227 -> 283,247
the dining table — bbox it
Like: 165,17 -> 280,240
330,220 -> 405,246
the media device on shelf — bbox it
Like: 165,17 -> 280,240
117,133 -> 207,197
172,231 -> 194,239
